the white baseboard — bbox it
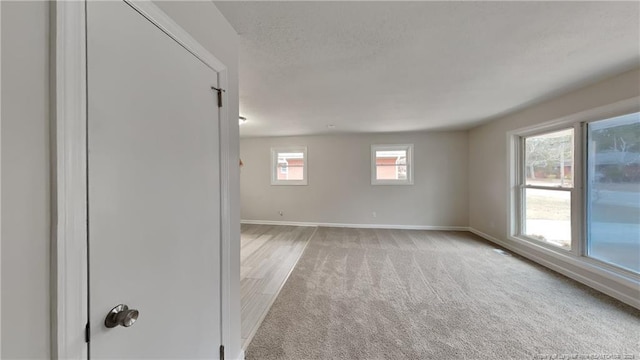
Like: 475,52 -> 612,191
468,228 -> 640,310
240,219 -> 468,231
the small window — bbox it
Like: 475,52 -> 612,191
271,146 -> 307,185
371,144 -> 413,185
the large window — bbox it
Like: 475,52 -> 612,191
587,113 -> 640,273
511,112 -> 640,275
371,144 -> 414,185
271,146 -> 307,185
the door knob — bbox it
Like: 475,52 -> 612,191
105,304 -> 139,328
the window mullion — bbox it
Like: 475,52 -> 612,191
518,136 -> 526,236
573,122 -> 585,256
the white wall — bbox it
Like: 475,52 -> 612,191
240,131 -> 468,228
469,68 -> 640,304
1,2 -> 51,358
151,3 -> 242,358
1,2 -> 242,359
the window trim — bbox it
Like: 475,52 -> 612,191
507,97 -> 640,285
371,144 -> 414,185
270,146 -> 308,186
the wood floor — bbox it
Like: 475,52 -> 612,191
240,224 -> 317,348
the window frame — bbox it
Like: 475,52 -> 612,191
513,125 -> 581,252
270,146 -> 308,186
371,144 -> 414,185
507,99 -> 640,282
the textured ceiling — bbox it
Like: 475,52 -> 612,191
214,1 -> 640,137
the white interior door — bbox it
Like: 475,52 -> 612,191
87,1 -> 221,358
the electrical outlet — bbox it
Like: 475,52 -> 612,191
279,211 -> 284,216
372,211 -> 377,218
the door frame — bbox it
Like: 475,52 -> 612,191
51,1 -> 233,358
0,2 -> 3,356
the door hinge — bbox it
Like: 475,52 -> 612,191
85,322 -> 91,343
219,345 -> 225,360
211,86 -> 225,108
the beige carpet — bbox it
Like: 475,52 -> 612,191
246,227 -> 640,360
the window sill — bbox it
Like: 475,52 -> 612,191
371,181 -> 414,186
516,234 -> 572,252
507,234 -> 639,287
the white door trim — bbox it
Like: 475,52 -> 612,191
52,1 -> 232,358
0,2 -> 3,356
52,2 -> 88,358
